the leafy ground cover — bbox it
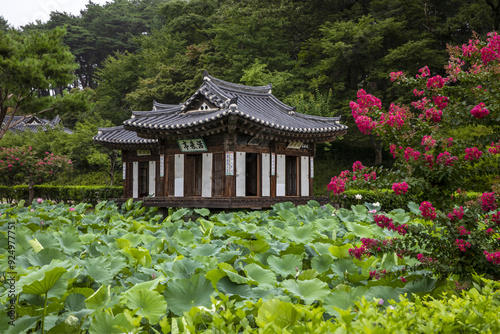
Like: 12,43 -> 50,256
1,199 -> 499,333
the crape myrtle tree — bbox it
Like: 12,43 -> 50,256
328,32 -> 500,280
0,147 -> 72,203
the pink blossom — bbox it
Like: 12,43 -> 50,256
389,71 -> 405,81
464,147 -> 483,161
69,207 -> 75,211
470,103 -> 489,118
425,108 -> 442,123
488,141 -> 500,155
421,135 -> 436,151
480,192 -> 497,212
352,161 -> 365,172
392,182 -> 409,195
447,206 -> 464,221
455,239 -> 471,252
462,38 -> 479,57
413,89 -> 424,97
328,176 -> 346,195
420,201 -> 436,220
37,198 -> 43,204
484,251 -> 500,265
416,65 -> 430,78
481,47 -> 497,64
355,115 -> 377,135
411,97 -> 430,110
432,95 -> 449,110
457,226 -> 471,236
426,75 -> 446,89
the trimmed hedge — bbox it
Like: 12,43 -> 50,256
0,185 -> 123,205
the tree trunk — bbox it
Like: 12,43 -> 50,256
28,179 -> 35,204
370,135 -> 383,165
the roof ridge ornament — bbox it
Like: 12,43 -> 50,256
229,97 -> 238,112
203,70 -> 211,81
288,106 -> 296,115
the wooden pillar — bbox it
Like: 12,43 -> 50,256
300,156 -> 309,196
309,145 -> 315,196
276,154 -> 286,196
174,154 -> 184,197
262,153 -> 270,197
202,153 -> 212,197
148,160 -> 156,196
270,142 -> 276,197
224,134 -> 236,197
132,161 -> 139,198
236,152 -> 246,197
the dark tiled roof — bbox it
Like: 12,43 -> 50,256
123,72 -> 346,137
96,72 -> 347,146
93,126 -> 158,149
2,115 -> 73,134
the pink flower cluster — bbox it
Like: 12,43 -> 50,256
369,269 -> 387,280
432,95 -> 449,109
480,192 -> 497,212
364,171 -> 377,181
355,116 -> 377,135
374,214 -> 408,235
489,212 -> 500,225
416,65 -> 430,78
412,97 -> 430,110
470,102 -> 489,118
378,104 -> 409,130
420,201 -> 437,220
327,176 -> 346,195
417,253 -> 436,265
421,135 -> 436,151
350,90 -> 382,135
392,182 -> 409,195
488,141 -> 500,155
404,147 -> 421,162
480,32 -> 500,64
426,75 -> 446,89
455,239 -> 471,252
348,238 -> 392,259
436,152 -> 458,166
484,251 -> 500,265
457,226 -> 471,236
447,206 -> 464,221
425,108 -> 442,122
462,38 -> 479,57
352,161 -> 365,172
349,245 -> 369,260
464,147 -> 483,161
389,71 -> 405,82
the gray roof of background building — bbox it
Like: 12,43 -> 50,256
1,115 -> 73,134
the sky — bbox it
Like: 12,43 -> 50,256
1,0 -> 110,28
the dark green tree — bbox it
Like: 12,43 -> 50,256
0,27 -> 78,140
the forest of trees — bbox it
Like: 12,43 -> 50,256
1,0 -> 499,191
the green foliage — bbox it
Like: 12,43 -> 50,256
2,200 -> 499,332
0,27 -> 78,139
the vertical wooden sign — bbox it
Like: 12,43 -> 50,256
225,151 -> 234,175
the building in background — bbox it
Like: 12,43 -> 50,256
94,72 -> 347,208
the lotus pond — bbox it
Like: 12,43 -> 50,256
1,199 -> 499,333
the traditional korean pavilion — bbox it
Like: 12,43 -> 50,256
94,72 -> 347,208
